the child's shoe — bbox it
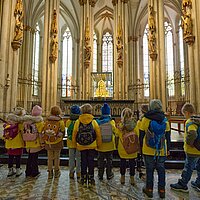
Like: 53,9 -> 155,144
76,172 -> 81,179
191,181 -> 200,191
16,168 -> 22,177
48,170 -> 53,179
158,189 -> 165,199
170,182 -> 189,193
143,187 -> 153,198
54,170 -> 61,178
32,172 -> 41,178
69,172 -> 74,179
120,175 -> 125,184
88,175 -> 95,187
130,176 -> 135,186
7,167 -> 16,177
107,172 -> 114,180
81,175 -> 87,187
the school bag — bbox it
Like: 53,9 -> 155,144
146,118 -> 167,155
121,131 -> 139,154
22,121 -> 38,142
186,117 -> 200,151
99,122 -> 113,143
67,120 -> 75,140
3,123 -> 18,140
43,120 -> 61,142
76,121 -> 96,145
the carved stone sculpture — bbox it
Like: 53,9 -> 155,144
11,0 -> 24,51
49,9 -> 58,63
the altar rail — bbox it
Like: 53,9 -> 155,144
62,100 -> 135,117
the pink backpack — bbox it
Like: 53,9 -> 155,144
22,122 -> 38,142
121,131 -> 139,154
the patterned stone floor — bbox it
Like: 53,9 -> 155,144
0,165 -> 200,200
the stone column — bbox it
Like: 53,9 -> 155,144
148,0 -> 166,110
79,0 -> 96,99
0,0 -> 11,116
41,0 -> 60,115
190,0 -> 200,112
0,0 -> 23,114
112,0 -> 129,100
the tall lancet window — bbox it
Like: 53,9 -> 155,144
164,21 -> 174,97
62,27 -> 72,98
32,23 -> 40,96
102,32 -> 113,72
143,24 -> 150,97
93,31 -> 97,72
179,21 -> 185,96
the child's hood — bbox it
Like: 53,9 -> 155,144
23,115 -> 43,123
79,114 -> 94,124
6,113 -> 28,123
191,116 -> 200,126
47,115 -> 61,121
123,118 -> 136,132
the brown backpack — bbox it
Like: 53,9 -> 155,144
121,131 -> 139,154
43,120 -> 61,142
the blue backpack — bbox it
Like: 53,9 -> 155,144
146,118 -> 167,156
186,121 -> 200,151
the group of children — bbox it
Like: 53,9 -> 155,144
2,100 -> 200,199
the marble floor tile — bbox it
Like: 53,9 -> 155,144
0,165 -> 200,200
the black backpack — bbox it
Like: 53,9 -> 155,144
76,121 -> 96,145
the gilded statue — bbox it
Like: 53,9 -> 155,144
51,35 -> 58,58
116,39 -> 123,60
84,44 -> 92,61
181,12 -> 193,36
84,18 -> 91,63
148,5 -> 156,31
13,0 -> 24,44
51,9 -> 58,34
49,9 -> 58,62
148,30 -> 156,53
95,80 -> 109,97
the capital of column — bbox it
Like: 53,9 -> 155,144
121,0 -> 129,3
128,36 -> 138,42
89,0 -> 97,7
79,0 -> 87,6
112,0 -> 118,6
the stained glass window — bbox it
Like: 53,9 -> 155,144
179,21 -> 185,96
93,32 -> 97,72
143,24 -> 150,97
102,32 -> 113,72
62,27 -> 72,97
165,21 -> 174,97
32,23 -> 40,96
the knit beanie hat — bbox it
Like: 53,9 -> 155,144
70,105 -> 81,115
32,105 -> 42,116
101,103 -> 111,115
149,99 -> 163,111
13,107 -> 26,116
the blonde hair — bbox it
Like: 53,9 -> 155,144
80,103 -> 92,114
121,108 -> 133,123
181,103 -> 195,115
50,105 -> 62,116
